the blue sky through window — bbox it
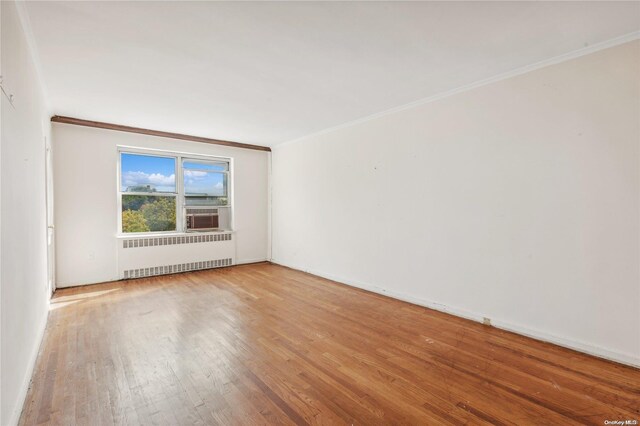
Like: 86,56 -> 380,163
184,169 -> 226,196
121,153 -> 176,192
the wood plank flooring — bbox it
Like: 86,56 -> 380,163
19,262 -> 640,425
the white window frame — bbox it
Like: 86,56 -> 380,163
117,146 -> 232,235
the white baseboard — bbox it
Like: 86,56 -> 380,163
236,258 -> 269,265
7,310 -> 49,426
271,259 -> 640,369
57,259 -> 269,289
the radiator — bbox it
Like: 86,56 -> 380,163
117,231 -> 235,279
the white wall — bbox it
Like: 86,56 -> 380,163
1,1 -> 51,424
53,123 -> 270,287
272,41 -> 640,366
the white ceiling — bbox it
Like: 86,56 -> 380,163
24,1 -> 640,146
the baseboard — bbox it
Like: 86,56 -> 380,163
236,258 -> 269,265
56,260 -> 270,289
7,309 -> 49,426
56,278 -> 120,290
271,259 -> 640,369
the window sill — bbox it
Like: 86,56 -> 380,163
116,230 -> 233,239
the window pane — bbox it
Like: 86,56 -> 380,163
121,153 -> 176,193
122,195 -> 176,233
184,166 -> 228,205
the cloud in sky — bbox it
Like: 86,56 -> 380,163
123,171 -> 175,191
185,179 -> 223,189
184,170 -> 224,193
122,169 -> 224,194
184,170 -> 207,178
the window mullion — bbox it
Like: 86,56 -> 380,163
177,156 -> 184,232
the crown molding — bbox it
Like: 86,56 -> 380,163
277,31 -> 640,149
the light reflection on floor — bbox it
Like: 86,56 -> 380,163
49,287 -> 121,310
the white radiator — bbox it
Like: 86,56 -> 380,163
117,231 -> 235,279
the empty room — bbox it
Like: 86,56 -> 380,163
1,1 -> 639,424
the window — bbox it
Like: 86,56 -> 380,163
183,160 -> 229,206
120,153 -> 177,233
119,150 -> 231,234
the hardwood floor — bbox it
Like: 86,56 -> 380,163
20,263 -> 639,425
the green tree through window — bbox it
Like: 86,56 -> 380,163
122,195 -> 176,233
122,209 -> 149,233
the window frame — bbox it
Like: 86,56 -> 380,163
117,146 -> 232,235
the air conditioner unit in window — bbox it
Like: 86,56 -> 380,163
186,208 -> 219,231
